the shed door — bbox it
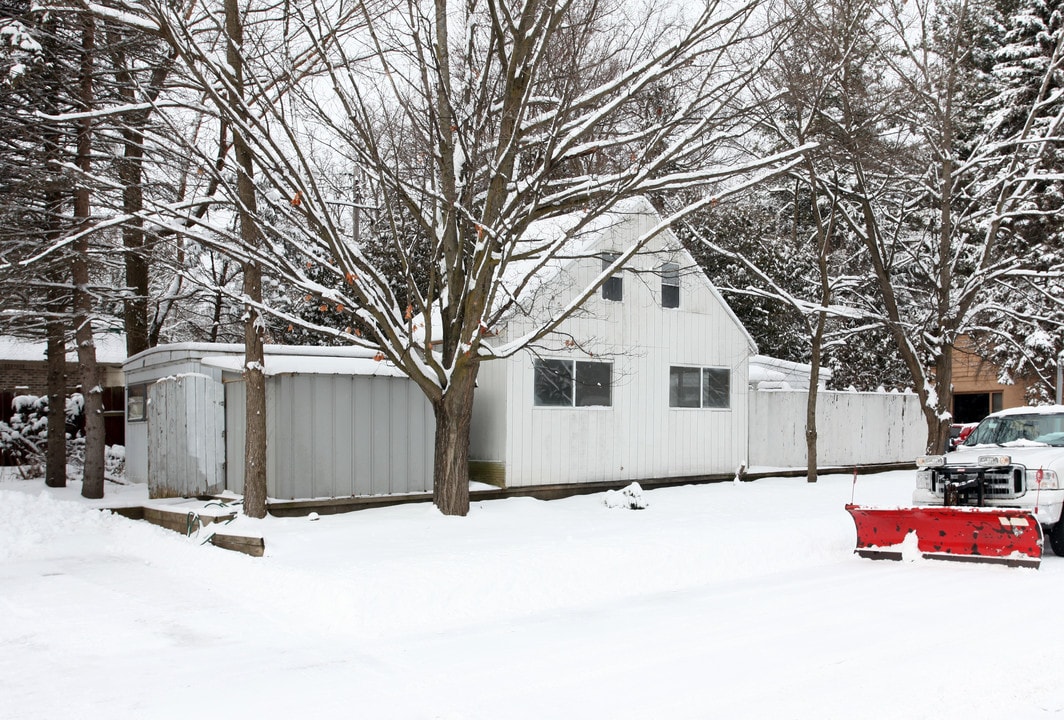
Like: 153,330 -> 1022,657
147,374 -> 225,499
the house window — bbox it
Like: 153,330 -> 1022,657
601,253 -> 622,302
669,366 -> 730,409
127,384 -> 147,422
534,359 -> 612,407
661,263 -> 680,308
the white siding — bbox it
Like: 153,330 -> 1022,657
469,358 -> 508,463
477,208 -> 755,487
749,390 -> 926,467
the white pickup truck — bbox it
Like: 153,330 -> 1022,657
913,405 -> 1064,556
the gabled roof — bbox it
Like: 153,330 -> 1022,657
497,197 -> 757,353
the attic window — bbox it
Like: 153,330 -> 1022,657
601,253 -> 622,302
661,263 -> 680,308
534,359 -> 612,407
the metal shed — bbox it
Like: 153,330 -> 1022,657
123,344 -> 434,500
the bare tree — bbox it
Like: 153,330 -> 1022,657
125,0 -> 802,515
849,0 -> 1064,451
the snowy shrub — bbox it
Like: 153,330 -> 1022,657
0,393 -> 89,479
604,482 -> 648,510
105,445 -> 126,479
0,395 -> 47,477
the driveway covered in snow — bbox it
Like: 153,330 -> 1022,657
1,471 -> 1060,719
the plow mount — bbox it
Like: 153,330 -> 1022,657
845,504 -> 1043,569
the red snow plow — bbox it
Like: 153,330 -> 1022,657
845,504 -> 1043,569
845,406 -> 1064,569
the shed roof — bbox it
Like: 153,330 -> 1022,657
200,353 -> 407,378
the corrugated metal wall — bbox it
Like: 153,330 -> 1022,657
226,373 -> 435,499
749,390 -> 926,467
147,374 -> 225,498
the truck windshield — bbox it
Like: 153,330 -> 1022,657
964,413 -> 1064,447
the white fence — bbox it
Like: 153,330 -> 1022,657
749,389 -> 927,468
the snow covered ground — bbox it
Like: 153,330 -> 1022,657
2,469 -> 1063,719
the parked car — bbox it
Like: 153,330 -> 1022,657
946,422 -> 978,451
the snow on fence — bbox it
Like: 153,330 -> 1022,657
749,389 -> 926,468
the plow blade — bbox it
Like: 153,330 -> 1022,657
845,504 -> 1043,569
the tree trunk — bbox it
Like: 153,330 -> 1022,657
74,9 -> 105,500
120,128 -> 150,357
39,10 -> 66,489
927,345 -> 954,454
242,264 -> 268,517
226,0 -> 268,518
431,360 -> 479,516
804,159 -> 832,484
44,299 -> 66,488
805,311 -> 826,483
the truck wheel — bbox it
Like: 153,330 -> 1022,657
1050,523 -> 1064,557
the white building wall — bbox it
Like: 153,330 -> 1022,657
477,208 -> 755,487
749,389 -> 926,468
469,358 -> 508,464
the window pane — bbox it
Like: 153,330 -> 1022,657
601,253 -> 623,301
703,368 -> 730,408
661,263 -> 679,308
534,359 -> 573,406
662,284 -> 679,309
669,367 -> 701,407
575,361 -> 612,407
127,384 -> 146,422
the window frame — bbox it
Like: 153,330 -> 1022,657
126,383 -> 148,423
669,365 -> 731,409
661,262 -> 680,309
600,253 -> 623,302
534,358 -> 613,408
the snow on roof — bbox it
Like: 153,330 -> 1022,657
0,333 -> 127,364
987,404 -> 1064,418
199,353 -> 408,378
125,342 -> 412,379
749,355 -> 831,390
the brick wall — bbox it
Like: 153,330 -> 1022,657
0,360 -> 55,396
0,359 -> 126,445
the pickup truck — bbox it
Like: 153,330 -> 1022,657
913,405 -> 1064,555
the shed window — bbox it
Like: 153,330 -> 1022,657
669,366 -> 730,409
127,384 -> 147,422
661,263 -> 680,308
601,253 -> 622,302
534,359 -> 612,407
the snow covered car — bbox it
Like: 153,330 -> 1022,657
946,421 -> 978,451
913,405 -> 1064,555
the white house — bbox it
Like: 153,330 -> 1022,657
469,198 -> 758,488
122,200 -> 758,501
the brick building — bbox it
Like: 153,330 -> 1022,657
0,334 -> 127,447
